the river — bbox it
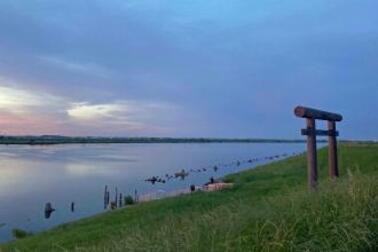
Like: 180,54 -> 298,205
0,143 -> 305,242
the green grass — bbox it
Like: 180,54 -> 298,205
11,230 -> 32,240
1,143 -> 377,251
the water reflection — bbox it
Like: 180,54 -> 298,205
65,163 -> 121,177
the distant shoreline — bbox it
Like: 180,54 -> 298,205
0,136 -> 371,145
0,136 -> 315,145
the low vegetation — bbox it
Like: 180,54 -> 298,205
124,195 -> 135,206
1,143 -> 377,251
11,229 -> 32,240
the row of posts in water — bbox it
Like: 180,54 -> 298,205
44,202 -> 75,219
144,151 -> 301,185
45,151 -> 304,218
103,186 -> 139,210
44,187 -> 138,219
44,189 -> 137,219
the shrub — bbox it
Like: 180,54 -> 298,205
12,229 -> 32,239
124,195 -> 135,205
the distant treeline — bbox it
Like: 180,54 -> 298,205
0,135 -> 314,145
0,136 -> 372,145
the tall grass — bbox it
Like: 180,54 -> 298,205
74,171 -> 377,252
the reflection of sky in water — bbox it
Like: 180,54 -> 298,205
65,163 -> 125,177
0,143 -> 306,242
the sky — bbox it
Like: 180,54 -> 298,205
0,0 -> 377,139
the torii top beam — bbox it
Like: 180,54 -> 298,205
294,106 -> 343,122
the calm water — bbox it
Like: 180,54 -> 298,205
0,143 -> 305,242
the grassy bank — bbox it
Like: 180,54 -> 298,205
1,143 -> 377,251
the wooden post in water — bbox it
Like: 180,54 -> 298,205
106,191 -> 110,208
115,187 -> 118,208
44,202 -> 55,219
295,106 -> 343,190
134,189 -> 138,203
119,193 -> 123,207
104,185 -> 109,209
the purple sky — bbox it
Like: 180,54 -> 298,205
0,0 -> 377,139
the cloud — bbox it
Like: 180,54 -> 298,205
38,55 -> 115,78
0,77 -> 69,134
67,102 -> 143,130
68,103 -> 127,120
67,101 -> 177,131
0,78 -> 65,115
0,77 -> 181,135
0,86 -> 46,114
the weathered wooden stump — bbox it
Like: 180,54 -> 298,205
210,177 -> 215,184
134,189 -> 138,203
44,202 -> 55,219
104,185 -> 110,209
190,184 -> 196,192
115,187 -> 118,207
119,193 -> 123,207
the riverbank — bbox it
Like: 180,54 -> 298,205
1,143 -> 377,251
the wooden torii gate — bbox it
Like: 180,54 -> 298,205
294,106 -> 343,189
